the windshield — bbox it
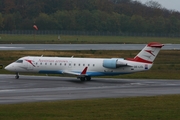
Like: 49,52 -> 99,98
15,60 -> 23,63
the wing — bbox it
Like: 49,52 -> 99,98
62,67 -> 88,77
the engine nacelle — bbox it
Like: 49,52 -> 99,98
103,59 -> 127,69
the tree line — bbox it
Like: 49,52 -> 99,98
0,0 -> 180,34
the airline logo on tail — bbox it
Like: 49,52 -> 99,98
128,42 -> 164,64
145,50 -> 155,56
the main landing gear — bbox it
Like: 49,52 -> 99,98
15,72 -> 19,79
79,76 -> 91,81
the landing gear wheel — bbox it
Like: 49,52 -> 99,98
86,76 -> 91,81
15,72 -> 19,79
80,77 -> 85,81
15,75 -> 19,79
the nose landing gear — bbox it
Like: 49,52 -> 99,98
15,72 -> 19,79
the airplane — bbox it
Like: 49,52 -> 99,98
5,42 -> 164,81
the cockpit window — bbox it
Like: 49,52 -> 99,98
16,60 -> 23,63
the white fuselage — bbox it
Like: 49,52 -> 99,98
5,42 -> 163,80
5,56 -> 152,76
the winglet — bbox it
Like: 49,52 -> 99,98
81,67 -> 88,75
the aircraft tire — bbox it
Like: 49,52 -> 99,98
15,75 -> 19,79
86,76 -> 91,81
80,77 -> 85,81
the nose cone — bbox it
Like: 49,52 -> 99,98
5,64 -> 13,71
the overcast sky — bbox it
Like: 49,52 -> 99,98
136,0 -> 180,12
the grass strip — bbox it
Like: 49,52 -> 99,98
0,34 -> 180,44
0,95 -> 180,120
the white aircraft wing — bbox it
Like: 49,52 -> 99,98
62,67 -> 88,77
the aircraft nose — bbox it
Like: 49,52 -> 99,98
5,64 -> 12,71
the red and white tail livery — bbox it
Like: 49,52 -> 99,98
128,42 -> 163,63
5,42 -> 164,81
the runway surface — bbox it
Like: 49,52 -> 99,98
0,74 -> 180,104
0,44 -> 179,50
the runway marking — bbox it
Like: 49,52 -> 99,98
130,83 -> 142,85
0,86 -> 121,93
0,47 -> 24,49
0,90 -> 14,92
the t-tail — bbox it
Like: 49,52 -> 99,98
128,42 -> 164,64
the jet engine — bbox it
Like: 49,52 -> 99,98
103,59 -> 127,69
